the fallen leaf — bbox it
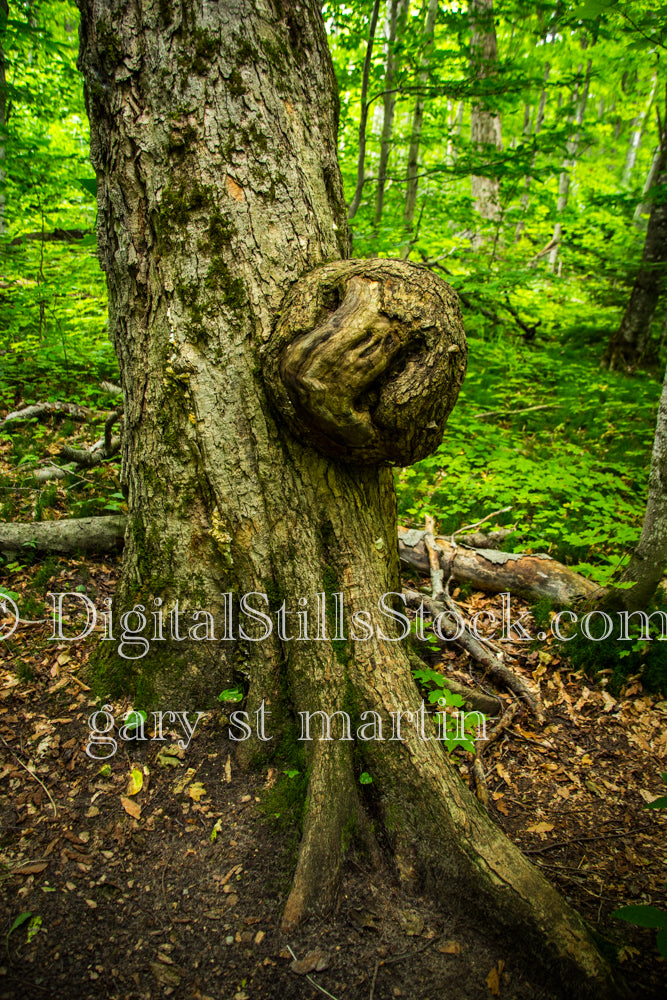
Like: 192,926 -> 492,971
188,781 -> 206,802
527,822 -> 554,835
120,795 -> 141,820
290,950 -> 329,975
486,959 -> 505,995
438,940 -> 462,954
225,755 -> 232,783
173,767 -> 196,795
126,767 -> 143,796
14,861 -> 48,875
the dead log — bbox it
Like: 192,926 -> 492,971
456,528 -> 514,550
399,527 -> 597,606
0,516 -> 126,556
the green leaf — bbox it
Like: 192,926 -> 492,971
79,177 -> 97,198
657,926 -> 667,961
612,905 -> 667,929
645,795 -> 667,810
283,769 -> 299,779
123,709 -> 146,731
7,912 -> 32,938
26,915 -> 42,943
359,772 -> 372,785
218,687 -> 244,702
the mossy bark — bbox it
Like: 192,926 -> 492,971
77,2 -> 623,995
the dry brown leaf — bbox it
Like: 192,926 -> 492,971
527,821 -> 554,835
438,940 -> 462,954
120,795 -> 141,820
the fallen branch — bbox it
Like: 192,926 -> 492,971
61,433 -> 121,468
1,401 -> 97,430
9,227 -> 92,246
474,403 -> 556,421
473,702 -> 521,807
456,528 -> 514,550
0,515 -> 126,556
399,526 -> 597,606
403,589 -> 542,718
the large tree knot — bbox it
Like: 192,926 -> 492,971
262,259 -> 467,464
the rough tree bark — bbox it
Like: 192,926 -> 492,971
469,0 -> 503,244
605,104 -> 667,371
76,2 -> 620,994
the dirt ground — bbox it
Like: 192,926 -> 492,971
1,552 -> 667,1000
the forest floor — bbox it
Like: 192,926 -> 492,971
1,547 -> 667,1000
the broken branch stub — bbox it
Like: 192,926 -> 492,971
262,259 -> 467,464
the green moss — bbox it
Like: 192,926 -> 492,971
227,68 -> 246,97
204,257 -> 247,314
206,209 -> 235,251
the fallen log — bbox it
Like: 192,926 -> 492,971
0,401 -> 97,429
399,527 -> 597,606
0,516 -> 126,556
0,516 -> 598,609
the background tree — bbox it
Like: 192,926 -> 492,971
605,90 -> 667,370
75,0 -> 617,992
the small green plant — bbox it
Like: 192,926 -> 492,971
6,912 -> 41,953
612,773 -> 667,960
359,771 -> 372,785
218,686 -> 244,703
411,664 -> 488,752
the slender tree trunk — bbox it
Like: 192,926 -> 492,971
347,0 -> 381,222
401,0 -> 439,255
548,60 -> 591,272
446,99 -> 463,162
602,363 -> 667,610
622,70 -> 658,187
469,0 -> 503,243
76,2 -> 621,994
605,133 -> 667,371
515,62 -> 549,242
375,0 -> 407,230
634,142 -> 662,222
0,0 -> 8,236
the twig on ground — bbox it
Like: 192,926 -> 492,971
473,702 -> 521,807
0,734 -> 57,818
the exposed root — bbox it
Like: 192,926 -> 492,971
280,741 -> 358,933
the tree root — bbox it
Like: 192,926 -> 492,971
280,741 -> 360,933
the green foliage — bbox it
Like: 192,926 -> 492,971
561,599 -> 667,695
411,663 -> 487,753
397,334 -> 660,585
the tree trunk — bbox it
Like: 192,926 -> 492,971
621,70 -> 658,188
514,62 -> 549,243
548,60 -> 591,273
76,2 -> 620,993
604,131 -> 667,371
374,0 -> 407,231
469,0 -> 503,243
347,0 -> 381,222
401,0 -> 439,254
0,0 -> 8,236
601,363 -> 667,610
634,142 -> 662,222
